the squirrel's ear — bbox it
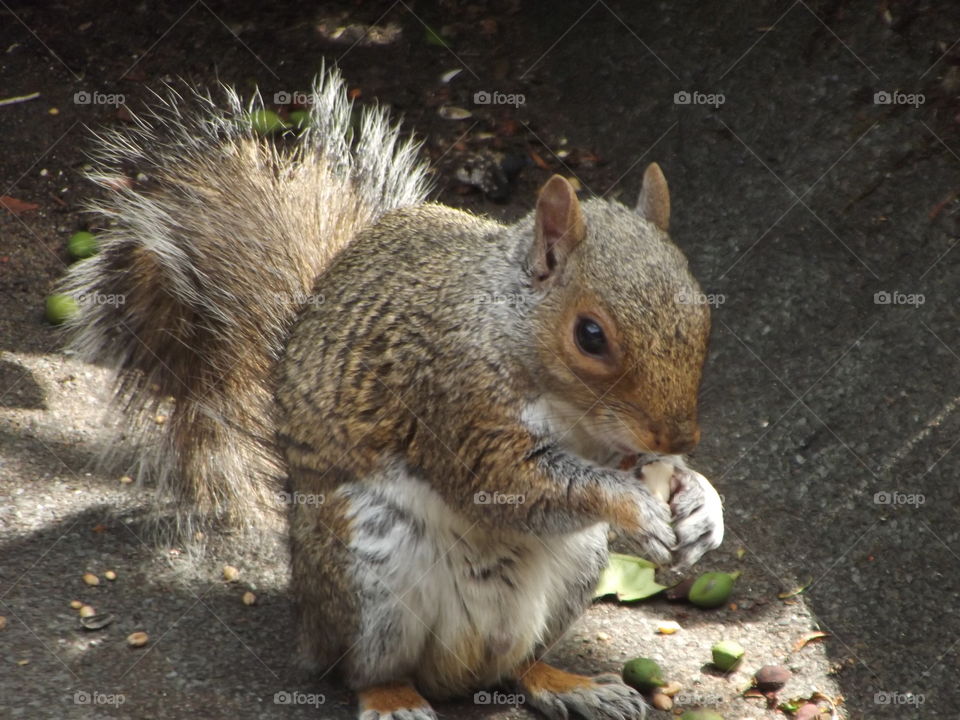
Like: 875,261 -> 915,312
531,175 -> 586,286
637,162 -> 670,231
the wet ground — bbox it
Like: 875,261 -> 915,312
2,1 -> 959,718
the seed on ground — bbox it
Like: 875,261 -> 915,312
657,620 -> 682,634
82,573 -> 99,586
223,565 -> 240,582
242,591 -> 256,606
651,692 -> 673,710
660,681 -> 682,697
127,631 -> 149,648
79,605 -> 96,618
69,600 -> 83,610
104,570 -> 117,581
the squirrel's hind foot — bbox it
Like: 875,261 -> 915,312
358,684 -> 437,720
515,661 -> 646,720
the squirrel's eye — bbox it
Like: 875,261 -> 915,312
575,317 -> 607,356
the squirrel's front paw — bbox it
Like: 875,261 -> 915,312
620,484 -> 676,566
667,464 -> 724,568
516,662 -> 646,720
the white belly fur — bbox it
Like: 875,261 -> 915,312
341,461 -> 608,696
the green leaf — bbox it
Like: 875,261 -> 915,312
593,553 -> 666,602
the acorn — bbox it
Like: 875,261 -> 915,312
711,640 -> 745,671
45,294 -> 79,324
688,571 -> 736,609
248,109 -> 286,134
754,664 -> 791,691
621,657 -> 664,693
67,231 -> 98,259
680,711 -> 723,720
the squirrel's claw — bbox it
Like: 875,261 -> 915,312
668,466 -> 724,568
517,664 -> 647,720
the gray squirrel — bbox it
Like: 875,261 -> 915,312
59,67 -> 724,720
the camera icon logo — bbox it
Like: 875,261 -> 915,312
873,291 -> 891,305
473,91 -> 491,105
274,91 -> 292,104
873,91 -> 892,105
673,90 -> 691,105
74,91 -> 92,105
873,491 -> 892,505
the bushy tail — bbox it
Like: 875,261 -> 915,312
58,67 -> 431,536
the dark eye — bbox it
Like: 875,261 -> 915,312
575,317 -> 608,356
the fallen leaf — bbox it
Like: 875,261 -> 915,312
777,578 -> 812,599
529,150 -> 550,170
793,630 -> 830,651
437,106 -> 472,120
929,189 -> 960,220
593,552 -> 666,602
0,196 -> 39,215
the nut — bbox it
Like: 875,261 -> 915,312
127,631 -> 149,648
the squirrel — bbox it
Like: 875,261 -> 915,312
59,67 -> 724,720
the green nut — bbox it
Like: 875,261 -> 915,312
248,109 -> 286,134
711,640 -> 745,671
680,711 -> 724,720
287,110 -> 311,130
45,294 -> 79,324
621,657 -> 664,693
688,571 -> 736,609
67,231 -> 98,260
